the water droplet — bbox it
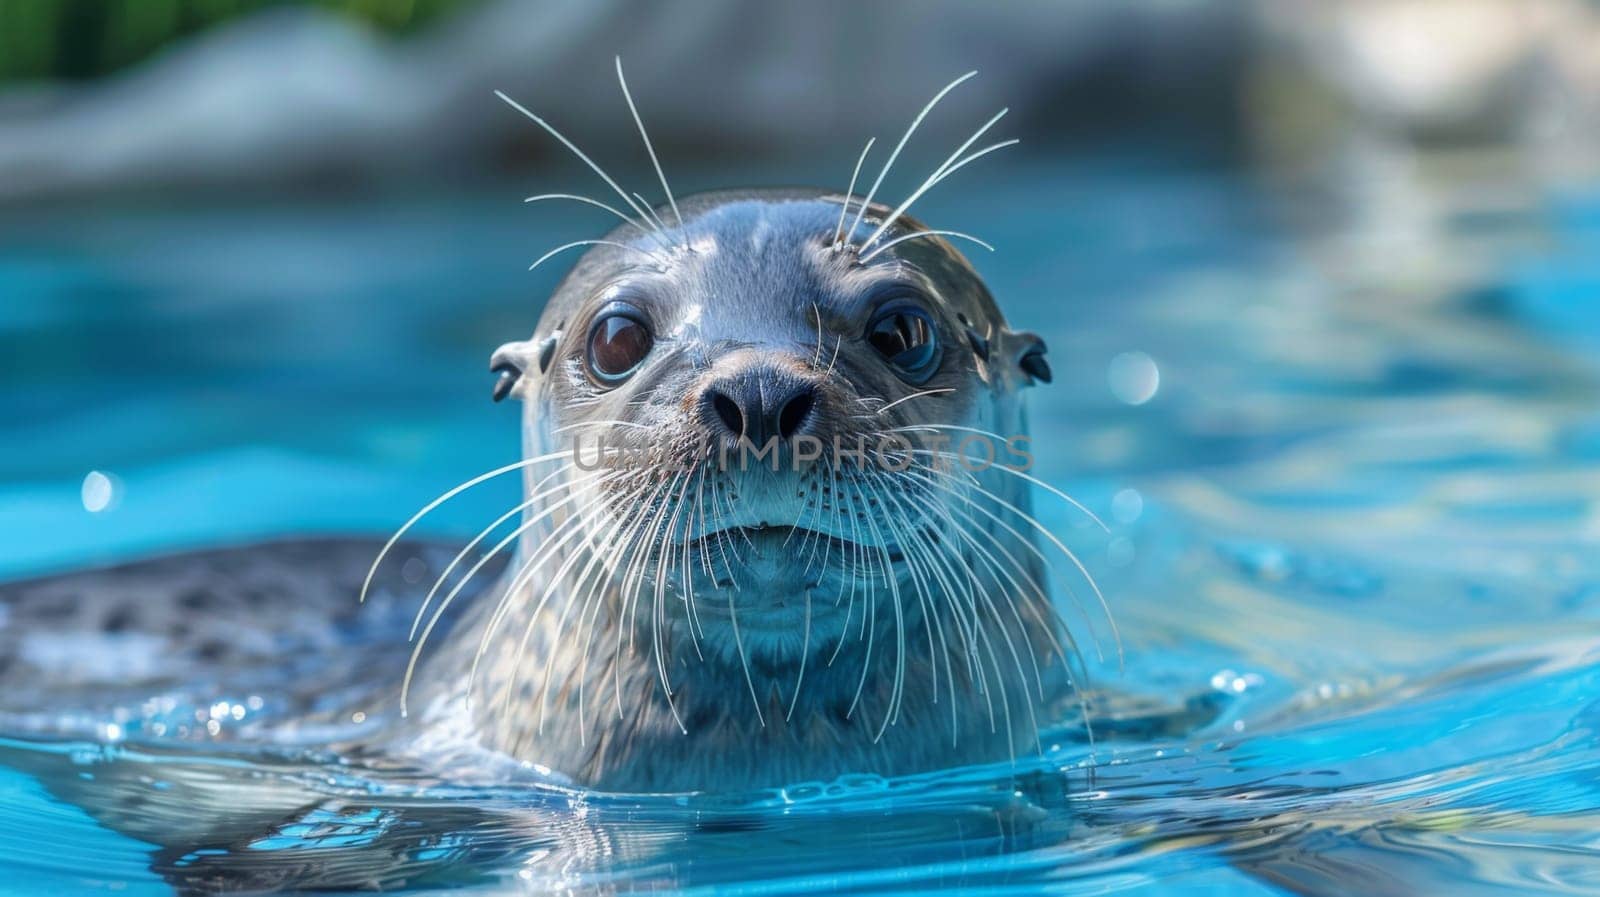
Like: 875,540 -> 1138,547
1107,352 -> 1159,405
81,470 -> 119,513
1107,536 -> 1135,567
1111,488 -> 1144,524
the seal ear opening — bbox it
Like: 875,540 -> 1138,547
1008,331 -> 1052,385
489,341 -> 535,403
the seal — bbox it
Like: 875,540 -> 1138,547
377,67 -> 1101,793
0,67 -> 1120,892
0,69 -> 1107,807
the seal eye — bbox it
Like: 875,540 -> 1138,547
866,305 -> 940,382
586,311 -> 653,384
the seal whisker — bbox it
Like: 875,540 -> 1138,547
632,193 -> 669,232
784,589 -> 811,722
971,605 -> 1016,758
615,472 -> 689,732
620,474 -> 680,653
551,528 -> 623,739
672,467 -> 709,652
883,460 -> 992,706
873,387 -> 958,415
844,474 -> 882,719
577,476 -> 669,738
494,88 -> 660,231
707,476 -> 741,587
554,419 -> 652,434
823,334 -> 844,378
407,498 -> 587,716
858,230 -> 995,264
464,481 -> 630,712
826,463 -> 864,667
523,193 -> 663,247
877,476 -> 978,666
861,473 -> 955,738
361,448 -> 577,606
411,464 -> 577,641
861,107 -> 1011,251
727,587 -> 766,729
859,472 -> 945,692
923,138 -> 1022,193
515,476 -> 659,729
845,71 -> 978,248
910,468 -> 1083,689
650,473 -> 701,713
530,240 -> 661,273
850,477 -> 908,741
536,537 -> 619,736
810,302 -> 825,369
880,469 -> 1044,751
898,428 -> 1117,653
888,457 -> 1063,668
615,56 -> 683,229
832,136 -> 877,247
504,489 -> 632,724
611,477 -> 675,720
891,424 -> 1111,531
906,456 -> 1112,665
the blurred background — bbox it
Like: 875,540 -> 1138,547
2,0 -> 1598,574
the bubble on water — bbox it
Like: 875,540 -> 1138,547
1107,536 -> 1135,566
401,556 -> 428,584
1111,488 -> 1144,524
1107,351 -> 1159,405
81,470 -> 120,513
1210,669 -> 1264,693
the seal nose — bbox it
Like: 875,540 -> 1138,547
702,371 -> 819,445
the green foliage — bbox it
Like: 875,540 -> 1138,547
0,0 -> 481,83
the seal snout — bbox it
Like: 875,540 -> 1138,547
696,357 -> 823,447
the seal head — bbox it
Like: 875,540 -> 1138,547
424,189 -> 1068,792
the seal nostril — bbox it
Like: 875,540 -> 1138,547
777,390 -> 816,440
711,391 -> 745,437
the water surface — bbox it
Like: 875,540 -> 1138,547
2,152 -> 1599,894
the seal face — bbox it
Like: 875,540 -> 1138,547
407,188 -> 1075,793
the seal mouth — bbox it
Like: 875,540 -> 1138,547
686,523 -> 905,564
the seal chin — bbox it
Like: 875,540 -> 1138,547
668,523 -> 904,648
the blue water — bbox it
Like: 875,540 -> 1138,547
3,153 -> 1600,894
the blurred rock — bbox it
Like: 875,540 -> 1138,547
0,0 -> 1244,202
1249,0 -> 1600,164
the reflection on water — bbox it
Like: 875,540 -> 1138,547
1,150 -> 1598,894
